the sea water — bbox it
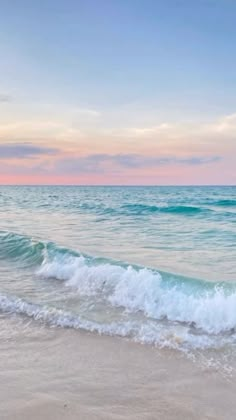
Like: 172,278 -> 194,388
0,186 -> 235,352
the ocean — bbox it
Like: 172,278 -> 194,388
0,185 -> 236,355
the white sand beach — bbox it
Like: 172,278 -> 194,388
1,315 -> 236,420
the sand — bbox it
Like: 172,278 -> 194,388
0,315 -> 236,420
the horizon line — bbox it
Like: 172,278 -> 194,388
0,184 -> 235,187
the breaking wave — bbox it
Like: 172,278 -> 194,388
1,231 -> 236,350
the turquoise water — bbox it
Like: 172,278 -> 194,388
0,186 -> 236,350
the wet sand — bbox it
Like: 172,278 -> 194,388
0,315 -> 236,420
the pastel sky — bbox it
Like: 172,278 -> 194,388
0,0 -> 236,185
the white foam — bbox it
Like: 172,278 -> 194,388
37,254 -> 236,336
0,292 -> 233,351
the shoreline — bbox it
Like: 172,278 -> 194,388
1,315 -> 236,419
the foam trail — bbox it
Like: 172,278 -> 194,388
0,293 -> 233,350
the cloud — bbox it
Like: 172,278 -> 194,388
0,143 -> 59,159
106,154 -> 221,167
210,113 -> 236,134
0,94 -> 12,103
104,113 -> 236,155
120,124 -> 171,137
0,109 -> 235,159
53,153 -> 221,175
0,151 -> 226,184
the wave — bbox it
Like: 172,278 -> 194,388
69,202 -> 203,217
160,205 -> 202,215
121,203 -> 160,214
0,231 -> 45,266
121,203 -> 235,216
120,203 -> 204,215
3,195 -> 235,218
1,231 -> 236,348
0,231 -> 78,265
38,254 -> 236,335
214,199 -> 236,207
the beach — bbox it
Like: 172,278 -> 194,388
1,314 -> 236,420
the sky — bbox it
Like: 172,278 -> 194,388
0,0 -> 236,185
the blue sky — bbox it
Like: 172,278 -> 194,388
1,0 -> 236,112
0,0 -> 236,184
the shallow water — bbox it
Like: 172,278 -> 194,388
0,186 -> 235,352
